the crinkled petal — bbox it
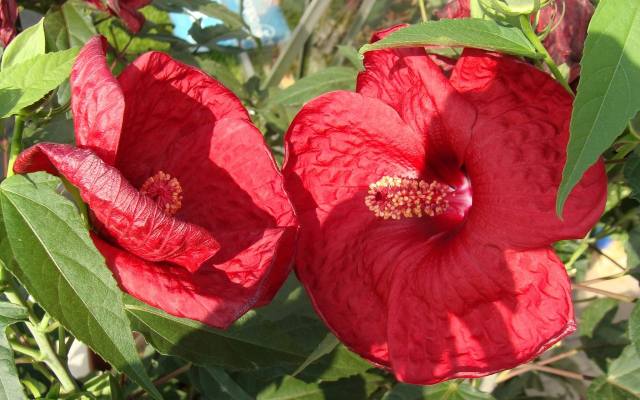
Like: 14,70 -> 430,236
283,90 -> 426,365
386,233 -> 575,384
357,25 -> 476,166
13,143 -> 219,272
450,51 -> 606,248
113,111 -> 296,286
93,223 -> 296,327
70,36 -> 125,165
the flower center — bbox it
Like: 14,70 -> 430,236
140,171 -> 183,215
365,176 -> 453,220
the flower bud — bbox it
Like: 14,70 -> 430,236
478,0 -> 551,17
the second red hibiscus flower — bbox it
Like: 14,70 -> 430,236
282,27 -> 607,384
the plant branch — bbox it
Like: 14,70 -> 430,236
518,15 -> 573,95
6,115 -> 25,177
572,283 -> 636,303
3,282 -> 77,393
128,363 -> 192,399
418,0 -> 428,22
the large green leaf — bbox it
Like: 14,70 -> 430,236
292,333 -> 339,376
0,173 -> 160,399
588,345 -> 640,399
125,280 -> 370,381
1,19 -> 45,70
359,19 -> 538,58
0,302 -> 27,400
44,1 -> 96,51
557,0 -> 640,214
0,48 -> 79,117
270,67 -> 357,106
382,381 -> 495,400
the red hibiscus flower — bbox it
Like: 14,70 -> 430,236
436,0 -> 594,81
85,0 -> 150,33
13,37 -> 297,328
0,0 -> 17,46
282,27 -> 607,384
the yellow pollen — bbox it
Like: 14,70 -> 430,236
140,171 -> 183,215
364,176 -> 452,220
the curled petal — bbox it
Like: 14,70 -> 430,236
283,90 -> 427,364
357,25 -> 476,167
450,51 -> 606,248
13,143 -> 219,272
93,225 -> 296,327
386,235 -> 574,384
71,36 -> 125,165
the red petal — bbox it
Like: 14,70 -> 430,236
71,36 -> 125,165
114,50 -> 251,189
357,26 -> 476,166
538,0 -> 594,82
434,0 -> 470,19
283,90 -> 427,365
111,0 -> 151,33
0,0 -> 17,46
450,51 -> 606,247
93,224 -> 296,328
13,143 -> 219,272
386,234 -> 575,384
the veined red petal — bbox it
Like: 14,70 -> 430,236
13,143 -> 219,272
283,90 -> 427,364
386,234 -> 575,384
71,36 -> 125,165
357,25 -> 476,167
114,50 -> 251,188
450,51 -> 606,248
93,224 -> 296,327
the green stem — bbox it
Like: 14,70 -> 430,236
9,340 -> 43,360
6,115 -> 25,178
518,15 -> 573,95
3,284 -> 77,393
57,326 -> 67,360
418,0 -> 428,22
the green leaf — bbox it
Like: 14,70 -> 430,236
125,280 -> 370,381
0,173 -> 161,399
0,48 -> 79,117
257,376 -> 323,400
630,303 -> 640,356
588,345 -> 640,399
624,149 -> 640,201
382,381 -> 496,400
292,333 -> 339,376
199,368 -> 252,400
359,19 -> 538,58
580,298 -> 619,338
1,19 -> 45,70
580,298 -> 629,371
0,302 -> 28,400
270,67 -> 357,106
557,0 -> 640,215
337,45 -> 364,71
44,1 -> 96,51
